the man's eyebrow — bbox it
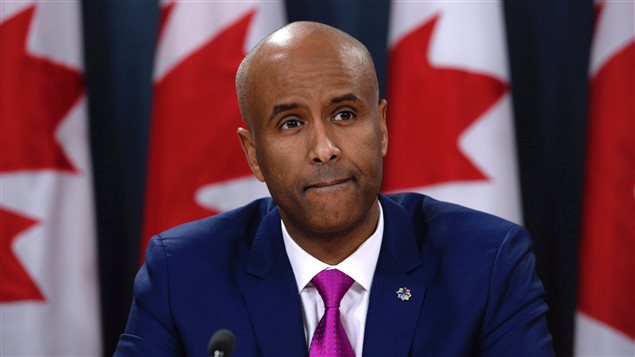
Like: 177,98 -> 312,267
270,103 -> 299,119
268,94 -> 358,120
330,93 -> 359,104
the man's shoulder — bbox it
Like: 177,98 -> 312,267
382,192 -> 525,249
384,192 -> 517,229
149,197 -> 277,252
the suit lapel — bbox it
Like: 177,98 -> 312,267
242,207 -> 307,356
363,195 -> 426,356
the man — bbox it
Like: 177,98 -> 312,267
116,22 -> 553,356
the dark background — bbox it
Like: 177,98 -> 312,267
81,1 -> 593,355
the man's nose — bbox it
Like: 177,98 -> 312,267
309,121 -> 341,164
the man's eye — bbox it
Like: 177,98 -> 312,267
333,111 -> 354,121
280,119 -> 303,130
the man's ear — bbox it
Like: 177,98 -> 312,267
237,127 -> 265,182
378,99 -> 388,157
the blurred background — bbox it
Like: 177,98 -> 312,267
1,0 -> 632,356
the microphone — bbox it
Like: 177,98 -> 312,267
207,329 -> 236,357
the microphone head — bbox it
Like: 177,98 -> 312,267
208,329 -> 236,357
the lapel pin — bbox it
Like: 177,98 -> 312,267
396,287 -> 412,301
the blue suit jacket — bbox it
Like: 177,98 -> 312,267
116,193 -> 553,356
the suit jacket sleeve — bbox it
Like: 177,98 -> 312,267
478,226 -> 553,356
114,235 -> 184,356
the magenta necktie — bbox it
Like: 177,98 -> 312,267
308,269 -> 355,357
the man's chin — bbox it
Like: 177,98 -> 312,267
301,203 -> 374,236
276,189 -> 378,235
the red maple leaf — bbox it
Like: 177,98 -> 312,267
0,6 -> 83,173
383,15 -> 506,192
142,9 -> 255,250
0,208 -> 45,302
577,22 -> 635,339
0,6 -> 83,304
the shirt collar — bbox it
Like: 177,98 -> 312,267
282,201 -> 384,293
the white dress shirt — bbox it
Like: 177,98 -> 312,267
281,202 -> 384,357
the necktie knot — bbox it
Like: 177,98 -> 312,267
311,269 -> 354,309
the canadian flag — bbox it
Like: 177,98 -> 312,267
384,1 -> 522,223
0,1 -> 101,355
575,1 -> 634,355
141,0 -> 285,256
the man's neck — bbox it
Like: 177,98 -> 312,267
281,200 -> 380,265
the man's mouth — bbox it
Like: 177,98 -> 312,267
305,178 -> 352,190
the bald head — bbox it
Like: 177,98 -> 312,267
235,21 -> 379,129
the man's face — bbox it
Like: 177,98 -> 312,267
238,39 -> 387,236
